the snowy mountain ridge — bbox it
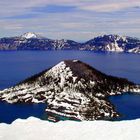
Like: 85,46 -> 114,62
81,34 -> 140,53
0,33 -> 140,53
0,60 -> 140,121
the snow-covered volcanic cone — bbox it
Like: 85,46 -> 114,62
0,60 -> 140,121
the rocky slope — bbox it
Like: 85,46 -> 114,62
0,33 -> 140,53
0,60 -> 140,121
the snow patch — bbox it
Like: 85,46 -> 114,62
73,60 -> 78,62
128,47 -> 140,54
21,32 -> 38,39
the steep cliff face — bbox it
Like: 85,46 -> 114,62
0,60 -> 139,121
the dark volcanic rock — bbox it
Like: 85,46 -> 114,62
0,60 -> 140,121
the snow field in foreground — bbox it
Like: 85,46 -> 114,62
0,117 -> 140,140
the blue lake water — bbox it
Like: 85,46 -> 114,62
0,51 -> 140,123
0,101 -> 46,124
109,93 -> 140,121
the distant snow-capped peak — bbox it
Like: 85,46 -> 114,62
21,32 -> 40,39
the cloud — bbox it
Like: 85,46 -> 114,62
0,0 -> 140,18
0,0 -> 78,18
78,0 -> 140,12
0,0 -> 140,40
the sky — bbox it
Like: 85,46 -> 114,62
0,0 -> 140,41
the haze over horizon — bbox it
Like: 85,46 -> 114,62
0,0 -> 140,41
